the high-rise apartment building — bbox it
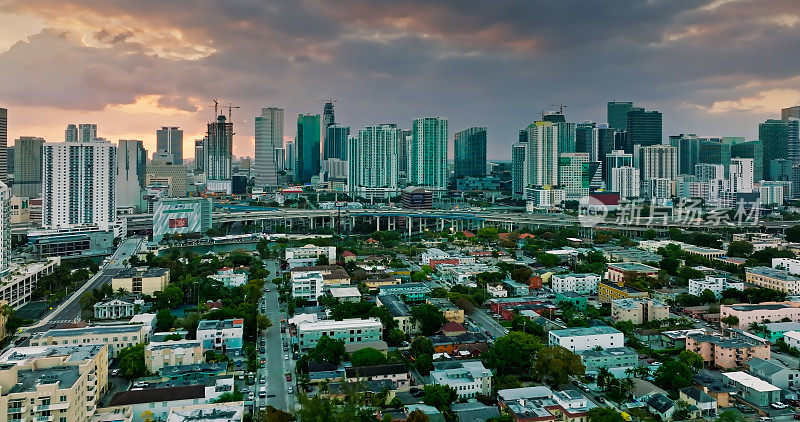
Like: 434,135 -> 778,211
789,119 -> 800,166
116,140 -> 146,211
556,122 -> 576,154
575,122 -> 595,155
0,108 -> 5,183
0,181 -> 8,273
296,114 -> 321,184
634,144 -> 677,181
66,124 -> 97,143
783,106 -> 800,121
254,107 -> 283,187
759,119 -> 789,179
625,107 -> 662,152
454,126 -> 487,178
65,124 -> 77,143
12,136 -> 44,198
323,101 -> 335,127
603,150 -> 633,185
194,138 -> 205,172
42,137 -> 116,230
511,142 -> 527,197
348,124 -> 402,196
611,166 -> 640,198
607,101 -> 633,132
525,121 -> 559,187
324,124 -> 349,161
730,158 -> 754,193
204,115 -> 233,192
399,129 -> 410,180
730,140 -> 763,182
156,126 -> 183,164
409,117 -> 449,190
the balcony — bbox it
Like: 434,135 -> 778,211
35,416 -> 54,422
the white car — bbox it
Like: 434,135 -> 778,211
770,402 -> 788,409
284,354 -> 289,360
288,386 -> 293,394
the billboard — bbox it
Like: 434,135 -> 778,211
169,218 -> 189,228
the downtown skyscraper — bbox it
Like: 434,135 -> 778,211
0,108 -> 6,183
607,101 -> 633,131
156,126 -> 184,164
205,114 -> 234,193
409,117 -> 448,190
625,107 -> 662,152
454,127 -> 487,178
296,114 -> 321,184
116,140 -> 147,211
254,107 -> 283,187
12,136 -> 44,198
348,124 -> 402,195
525,121 -> 559,187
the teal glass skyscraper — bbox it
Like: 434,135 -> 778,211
625,107 -> 662,152
296,114 -> 321,184
607,101 -> 633,131
759,119 -> 789,180
410,117 -> 448,190
454,126 -> 487,178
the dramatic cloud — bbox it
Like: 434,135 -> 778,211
0,0 -> 797,158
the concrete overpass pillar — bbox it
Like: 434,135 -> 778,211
408,217 -> 412,236
376,216 -> 380,232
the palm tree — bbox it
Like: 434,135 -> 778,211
597,367 -> 613,391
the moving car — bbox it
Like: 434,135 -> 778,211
285,373 -> 292,381
260,376 -> 266,384
287,386 -> 293,394
284,354 -> 289,360
259,387 -> 266,398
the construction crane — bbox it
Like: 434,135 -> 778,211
318,98 -> 338,104
225,102 -> 240,121
549,103 -> 567,114
212,98 -> 219,117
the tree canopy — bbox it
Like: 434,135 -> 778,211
410,304 -> 448,336
482,331 -> 542,375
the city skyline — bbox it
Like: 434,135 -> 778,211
0,1 -> 799,159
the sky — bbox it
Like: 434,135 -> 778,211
0,0 -> 798,161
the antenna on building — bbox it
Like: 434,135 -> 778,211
212,98 -> 219,118
318,98 -> 338,103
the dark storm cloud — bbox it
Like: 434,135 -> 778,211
0,0 -> 798,157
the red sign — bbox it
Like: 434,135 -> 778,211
169,218 -> 188,228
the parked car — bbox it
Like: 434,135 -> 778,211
284,354 -> 289,360
260,376 -> 266,384
285,373 -> 292,381
110,369 -> 120,376
793,414 -> 800,420
759,417 -> 773,422
771,403 -> 788,410
288,386 -> 294,394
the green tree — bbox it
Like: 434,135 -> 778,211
532,346 -> 586,386
162,333 -> 183,341
654,360 -> 693,390
587,407 -> 625,422
482,331 -> 542,375
215,389 -> 243,403
659,257 -> 680,276
257,315 -> 273,332
117,344 -> 148,379
720,315 -> 739,327
307,336 -> 348,365
786,225 -> 800,243
422,384 -> 457,410
316,254 -> 330,266
156,309 -> 176,332
385,329 -> 407,347
511,267 -> 534,284
406,409 -> 429,422
410,304 -> 448,336
716,410 -> 748,422
349,347 -> 388,367
477,226 -> 500,241
254,405 -> 293,422
727,241 -> 754,258
677,350 -> 705,371
536,253 -> 560,267
410,336 -> 435,375
642,229 -> 658,240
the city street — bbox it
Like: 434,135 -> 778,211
469,308 -> 509,339
256,259 -> 298,412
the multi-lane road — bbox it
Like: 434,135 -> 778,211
27,236 -> 146,333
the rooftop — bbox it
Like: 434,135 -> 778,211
723,371 -> 781,392
147,340 -> 202,351
33,323 -> 145,339
345,363 -> 408,378
297,317 -> 382,331
109,385 -> 206,406
746,266 -> 800,281
9,365 -> 81,393
688,332 -> 767,348
550,326 -> 622,337
196,319 -> 244,331
577,347 -> 637,359
115,266 -> 169,278
167,402 -> 244,422
0,343 -> 105,365
607,262 -> 660,272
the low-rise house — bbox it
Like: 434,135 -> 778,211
497,386 -> 597,422
208,267 -> 248,287
688,275 -> 743,298
30,324 -> 149,357
308,361 -> 346,382
429,332 -> 490,356
605,262 -> 659,284
430,360 -> 492,399
404,404 -> 445,422
106,377 -> 234,422
196,319 -> 244,353
440,322 -> 468,337
555,291 -> 587,311
285,245 -> 336,269
94,298 -> 137,320
784,330 -> 800,348
486,283 -> 507,298
427,297 -> 465,324
326,379 -> 397,405
375,294 -> 416,335
759,321 -> 800,343
344,363 -> 411,390
296,318 -> 383,350
686,331 -> 770,369
551,273 -> 602,295
327,286 -> 362,303
693,370 -> 735,408
111,267 -> 170,295
451,402 -> 500,422
647,393 -> 676,421
679,387 -> 718,419
722,371 -> 781,407
577,347 -> 638,372
747,357 -> 800,390
363,277 -> 401,289
438,264 -> 498,286
548,326 -> 625,352
145,339 -> 203,372
611,298 -> 670,324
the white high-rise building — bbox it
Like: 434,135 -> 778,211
254,107 -> 283,187
43,137 -> 116,230
349,124 -> 401,197
611,166 -> 640,198
525,121 -> 559,187
634,144 -> 677,181
409,117 -> 448,191
116,140 -> 146,212
0,181 -> 9,274
731,158 -> 754,193
695,163 -> 725,182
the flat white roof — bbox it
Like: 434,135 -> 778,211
723,371 -> 780,392
298,318 -> 382,331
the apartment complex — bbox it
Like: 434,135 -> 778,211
145,340 -> 204,372
111,267 -> 170,295
685,332 -> 770,369
577,347 -> 638,372
597,282 -> 648,304
196,319 -> 244,352
551,273 -> 602,295
430,360 -> 492,399
745,267 -> 800,294
720,302 -> 800,328
611,298 -> 670,324
605,262 -> 659,283
548,326 -> 625,352
0,343 -> 109,422
296,318 -> 383,350
688,275 -> 744,298
30,324 -> 149,357
285,245 -> 337,269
